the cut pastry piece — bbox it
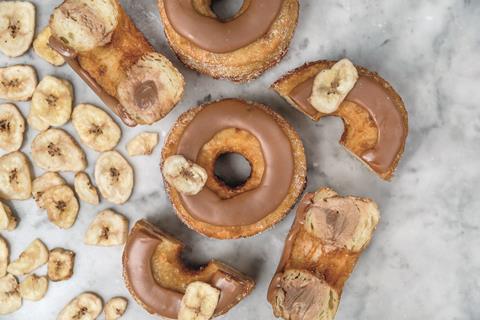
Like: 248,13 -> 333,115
0,104 -> 25,152
74,172 -> 99,205
49,0 -> 184,126
7,239 -> 49,276
0,151 -> 32,200
104,297 -> 128,320
267,188 -> 380,320
50,0 -> 119,52
0,65 -> 37,101
47,248 -> 75,281
84,210 -> 128,246
0,273 -> 22,315
33,26 -> 65,66
0,236 -> 9,277
58,292 -> 103,320
122,220 -> 255,319
32,172 -> 65,204
29,76 -> 73,130
162,155 -> 207,196
0,1 -> 35,57
273,60 -> 408,180
0,201 -> 17,231
117,53 -> 184,124
126,132 -> 158,156
19,274 -> 48,301
95,151 -> 133,204
31,128 -> 87,172
178,282 -> 220,320
72,103 -> 121,152
39,185 -> 79,229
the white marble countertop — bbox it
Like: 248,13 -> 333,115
1,0 -> 479,319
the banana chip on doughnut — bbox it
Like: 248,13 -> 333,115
309,59 -> 358,114
162,155 -> 207,196
178,282 -> 220,320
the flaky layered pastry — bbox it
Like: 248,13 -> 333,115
122,220 -> 254,319
158,0 -> 299,82
268,187 -> 380,320
48,0 -> 184,126
273,60 -> 408,180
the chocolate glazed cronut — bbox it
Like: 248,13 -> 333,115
162,99 -> 307,239
273,61 -> 408,180
158,0 -> 299,82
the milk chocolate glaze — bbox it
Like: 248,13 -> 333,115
48,36 -> 137,127
176,99 -> 294,226
134,80 -> 159,110
163,0 -> 284,53
123,220 -> 251,318
289,75 -> 406,174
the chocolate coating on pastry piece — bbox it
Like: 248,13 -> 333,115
274,61 -> 408,180
267,188 -> 379,320
290,75 -> 406,174
164,0 -> 283,53
49,37 -> 136,127
122,220 -> 254,319
162,99 -> 307,238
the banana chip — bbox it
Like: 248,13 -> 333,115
84,210 -> 128,246
0,1 -> 35,57
7,239 -> 48,276
95,151 -> 134,204
32,172 -> 66,204
0,65 -> 37,101
39,185 -> 79,229
0,151 -> 32,200
0,201 -> 17,231
33,27 -> 65,66
0,104 -> 25,152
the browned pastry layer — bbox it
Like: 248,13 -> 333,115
162,99 -> 307,239
158,0 -> 299,82
122,220 -> 254,319
273,61 -> 408,180
267,188 -> 380,320
49,0 -> 184,126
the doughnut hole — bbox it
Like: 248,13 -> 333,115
192,0 -> 249,20
197,128 -> 265,200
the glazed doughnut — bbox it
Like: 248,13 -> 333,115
267,187 -> 380,320
162,99 -> 307,239
157,0 -> 299,82
48,0 -> 184,126
123,220 -> 254,319
273,60 -> 408,180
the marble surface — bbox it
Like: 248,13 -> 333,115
1,0 -> 479,319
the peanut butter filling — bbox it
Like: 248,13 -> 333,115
163,0 -> 284,53
176,99 -> 294,226
289,75 -> 406,174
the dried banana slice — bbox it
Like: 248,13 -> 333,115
48,248 -> 75,281
0,273 -> 22,315
74,172 -> 99,205
84,210 -> 128,246
309,59 -> 359,114
19,274 -> 48,301
7,239 -> 48,276
95,151 -> 134,204
58,292 -> 103,320
162,155 -> 207,196
29,76 -> 73,130
39,185 -> 79,229
0,104 -> 25,152
72,104 -> 121,152
104,297 -> 128,320
0,1 -> 35,57
0,65 -> 37,101
178,282 -> 220,320
126,132 -> 159,156
0,236 -> 8,277
33,27 -> 65,66
0,151 -> 32,200
0,201 -> 17,231
31,128 -> 87,172
32,172 -> 65,204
